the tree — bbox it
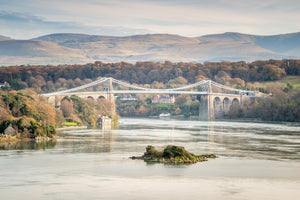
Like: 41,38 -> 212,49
261,64 -> 286,81
168,76 -> 188,85
60,99 -> 74,117
214,71 -> 231,85
175,107 -> 181,115
175,94 -> 189,106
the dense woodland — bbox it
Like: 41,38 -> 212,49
0,90 -> 57,139
0,59 -> 300,122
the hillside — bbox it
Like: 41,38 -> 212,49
0,90 -> 57,140
0,35 -> 11,41
33,33 -> 285,63
0,32 -> 300,65
200,32 -> 300,56
0,39 -> 91,65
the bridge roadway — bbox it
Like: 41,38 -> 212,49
42,90 -> 244,97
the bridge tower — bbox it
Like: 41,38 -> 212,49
199,80 -> 215,120
102,78 -> 114,101
103,78 -> 113,92
198,80 -> 251,120
102,78 -> 115,112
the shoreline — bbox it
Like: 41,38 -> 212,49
0,136 -> 58,143
120,116 -> 300,124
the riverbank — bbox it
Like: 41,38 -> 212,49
0,135 -> 58,143
0,135 -> 31,143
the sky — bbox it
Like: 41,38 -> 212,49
0,0 -> 299,39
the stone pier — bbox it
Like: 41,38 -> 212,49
199,94 -> 250,120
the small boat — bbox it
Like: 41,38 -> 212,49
159,113 -> 171,118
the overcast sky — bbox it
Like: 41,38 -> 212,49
1,0 -> 299,39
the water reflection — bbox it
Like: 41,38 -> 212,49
0,118 -> 299,200
117,118 -> 300,161
58,130 -> 115,153
101,131 -> 115,152
0,140 -> 57,151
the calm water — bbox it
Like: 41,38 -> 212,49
1,118 -> 300,200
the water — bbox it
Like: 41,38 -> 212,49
1,118 -> 300,200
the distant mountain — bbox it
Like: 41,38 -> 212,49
0,32 -> 299,65
0,35 -> 11,41
199,32 -> 300,56
0,39 -> 90,66
34,33 -> 115,45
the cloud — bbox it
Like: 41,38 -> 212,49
0,11 -> 151,39
0,0 -> 299,38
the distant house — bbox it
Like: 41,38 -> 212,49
98,116 -> 112,129
4,124 -> 16,136
152,95 -> 175,104
120,95 -> 138,101
0,81 -> 10,88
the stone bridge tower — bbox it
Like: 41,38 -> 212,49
199,94 -> 244,120
198,81 -> 251,120
102,78 -> 115,112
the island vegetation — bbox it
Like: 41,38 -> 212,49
131,145 -> 216,164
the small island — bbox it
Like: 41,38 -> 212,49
131,145 -> 216,164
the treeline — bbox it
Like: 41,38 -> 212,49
1,59 -> 300,122
227,89 -> 300,122
0,59 -> 299,92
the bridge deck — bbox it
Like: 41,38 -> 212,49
41,90 -> 247,97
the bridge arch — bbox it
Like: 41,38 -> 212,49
223,97 -> 231,113
98,95 -> 106,100
61,96 -> 71,102
87,96 -> 95,100
232,98 -> 239,104
213,97 -> 223,118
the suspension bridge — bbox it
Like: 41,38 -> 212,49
40,77 -> 259,120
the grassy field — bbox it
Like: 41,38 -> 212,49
64,122 -> 78,126
252,76 -> 300,91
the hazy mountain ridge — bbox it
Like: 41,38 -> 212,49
0,32 -> 299,65
0,39 -> 90,65
0,35 -> 12,41
200,32 -> 300,56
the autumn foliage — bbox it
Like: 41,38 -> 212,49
0,59 -> 299,93
0,90 -> 56,138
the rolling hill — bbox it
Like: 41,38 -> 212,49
0,32 -> 299,65
0,39 -> 91,65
